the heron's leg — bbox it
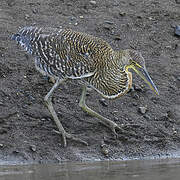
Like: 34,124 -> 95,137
44,78 -> 88,147
79,85 -> 123,135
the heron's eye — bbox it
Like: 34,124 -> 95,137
130,59 -> 136,65
130,60 -> 142,68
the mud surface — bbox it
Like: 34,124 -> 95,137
0,0 -> 180,164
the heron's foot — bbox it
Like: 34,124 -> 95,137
53,130 -> 88,147
100,119 -> 123,137
79,85 -> 124,138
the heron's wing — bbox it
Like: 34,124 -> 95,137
12,26 -> 96,79
38,33 -> 96,79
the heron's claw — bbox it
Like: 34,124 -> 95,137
53,130 -> 88,147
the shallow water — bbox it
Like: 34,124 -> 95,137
0,158 -> 180,180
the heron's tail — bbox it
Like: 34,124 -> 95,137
11,27 -> 35,54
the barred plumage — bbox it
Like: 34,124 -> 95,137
12,26 -> 130,98
12,26 -> 158,147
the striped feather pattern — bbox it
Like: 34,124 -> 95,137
12,26 -> 132,99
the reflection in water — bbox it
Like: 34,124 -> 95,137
0,158 -> 180,180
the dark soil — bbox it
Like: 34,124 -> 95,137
0,0 -> 180,164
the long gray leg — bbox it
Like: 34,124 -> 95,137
44,78 -> 88,147
79,85 -> 123,135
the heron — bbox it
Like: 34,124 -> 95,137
12,26 -> 159,147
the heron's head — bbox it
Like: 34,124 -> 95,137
123,49 -> 159,95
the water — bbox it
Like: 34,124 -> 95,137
0,158 -> 180,180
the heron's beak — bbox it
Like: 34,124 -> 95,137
132,66 -> 159,95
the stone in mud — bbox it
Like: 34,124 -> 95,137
138,106 -> 147,114
175,25 -> 180,36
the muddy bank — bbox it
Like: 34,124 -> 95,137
0,0 -> 180,164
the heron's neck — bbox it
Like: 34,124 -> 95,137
85,51 -> 131,99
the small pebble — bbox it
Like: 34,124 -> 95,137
12,150 -> 20,154
114,35 -> 121,40
112,110 -> 118,114
137,15 -> 143,19
86,91 -> 90,96
143,114 -> 151,120
32,8 -> 38,14
25,14 -> 30,20
119,11 -> 126,16
70,16 -> 76,21
100,144 -> 109,157
41,118 -> 47,121
175,25 -> 180,36
174,43 -> 179,49
104,20 -> 114,25
30,145 -> 37,152
99,98 -> 108,107
0,143 -> 3,147
90,0 -> 97,5
175,0 -> 180,4
166,110 -> 174,119
138,106 -> 147,114
148,17 -> 154,20
165,45 -> 172,49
